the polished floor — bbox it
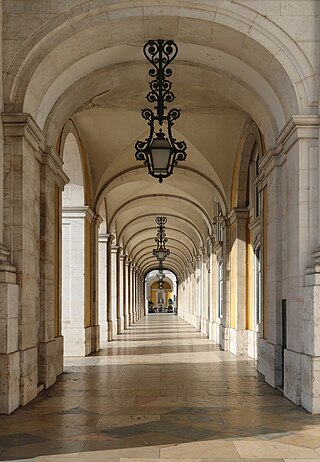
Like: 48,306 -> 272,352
1,315 -> 320,462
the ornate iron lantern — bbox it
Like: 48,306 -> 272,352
152,217 -> 170,262
134,40 -> 187,183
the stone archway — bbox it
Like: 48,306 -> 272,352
0,1 -> 319,416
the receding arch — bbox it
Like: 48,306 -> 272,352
109,194 -> 213,236
231,120 -> 264,209
141,258 -> 183,278
59,120 -> 93,207
118,212 -> 210,247
130,238 -> 192,265
5,1 -> 316,136
125,227 -> 198,257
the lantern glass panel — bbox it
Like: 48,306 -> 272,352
150,136 -> 172,174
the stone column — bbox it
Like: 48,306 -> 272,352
185,269 -> 191,322
98,234 -> 108,342
0,244 -> 19,414
106,234 -> 114,341
201,249 -> 209,336
2,114 -> 43,408
133,269 -> 138,322
38,147 -> 67,389
62,206 -> 94,356
129,263 -> 134,325
195,254 -> 202,329
132,267 -> 137,323
118,252 -> 125,333
124,257 -> 130,328
136,273 -> 140,320
90,214 -> 102,352
228,207 -> 249,355
111,244 -> 119,338
304,249 -> 320,412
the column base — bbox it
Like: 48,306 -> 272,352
63,326 -> 100,356
90,325 -> 100,353
108,320 -> 113,341
284,348 -> 301,405
228,328 -> 249,356
208,321 -> 226,349
0,351 -> 20,414
200,317 -> 209,337
117,317 -> 122,335
301,354 -> 320,413
20,347 -> 38,406
39,336 -> 63,389
257,338 -> 282,389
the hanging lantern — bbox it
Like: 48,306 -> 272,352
134,40 -> 187,182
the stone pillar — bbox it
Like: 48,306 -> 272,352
195,254 -> 202,329
111,244 -> 119,338
106,234 -> 114,341
90,215 -> 102,352
98,234 -> 108,341
283,119 -> 320,410
118,252 -> 125,333
185,268 -> 191,322
136,273 -> 140,320
0,244 -> 20,414
124,257 -> 130,328
62,206 -> 94,356
129,263 -> 134,325
228,207 -> 249,355
132,267 -> 137,323
2,114 -> 43,407
201,249 -> 209,336
304,249 -> 320,412
38,147 -> 67,388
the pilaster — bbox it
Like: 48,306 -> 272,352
98,233 -> 108,341
2,113 -> 44,408
111,244 -> 120,337
124,257 -> 130,328
228,207 -> 249,355
106,234 -> 114,341
62,206 -> 95,356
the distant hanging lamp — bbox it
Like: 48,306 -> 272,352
152,217 -> 170,262
134,40 -> 187,183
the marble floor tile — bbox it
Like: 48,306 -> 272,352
2,315 -> 320,462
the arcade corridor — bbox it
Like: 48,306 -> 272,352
1,315 -> 320,461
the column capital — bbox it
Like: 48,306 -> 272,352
98,233 -> 114,244
228,207 -> 249,224
93,214 -> 103,226
62,206 -> 95,222
2,113 -> 45,153
111,244 -> 120,253
42,146 -> 69,188
125,257 -> 131,267
120,253 -> 126,261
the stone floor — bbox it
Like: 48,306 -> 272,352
1,315 -> 320,462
